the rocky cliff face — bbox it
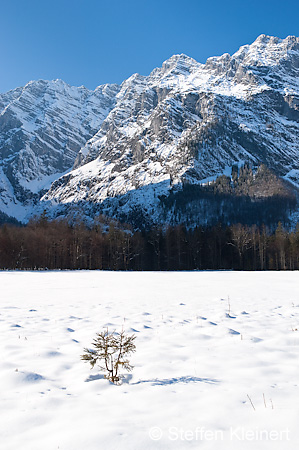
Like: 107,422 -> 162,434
0,80 -> 119,219
1,35 -> 299,225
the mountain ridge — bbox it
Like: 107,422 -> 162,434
0,34 -> 299,226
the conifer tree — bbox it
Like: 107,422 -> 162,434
81,329 -> 136,384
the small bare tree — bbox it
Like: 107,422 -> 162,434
81,329 -> 136,384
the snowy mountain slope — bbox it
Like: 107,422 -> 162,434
41,35 -> 299,225
0,34 -> 299,224
0,80 -> 120,220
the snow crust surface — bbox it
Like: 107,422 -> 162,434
0,271 -> 298,449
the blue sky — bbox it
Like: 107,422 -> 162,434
0,0 -> 298,92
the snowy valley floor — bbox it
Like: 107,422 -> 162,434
0,271 -> 299,449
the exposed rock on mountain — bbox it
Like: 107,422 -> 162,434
1,35 -> 299,226
0,80 -> 119,219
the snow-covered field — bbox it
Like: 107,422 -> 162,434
1,271 -> 299,449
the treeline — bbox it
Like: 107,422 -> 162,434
158,164 -> 297,229
0,210 -> 21,226
0,217 -> 299,270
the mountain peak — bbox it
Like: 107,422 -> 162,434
251,34 -> 299,52
164,53 -> 196,63
161,53 -> 199,72
232,34 -> 299,67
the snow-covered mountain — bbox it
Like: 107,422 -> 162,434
1,34 -> 299,225
0,80 -> 120,220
